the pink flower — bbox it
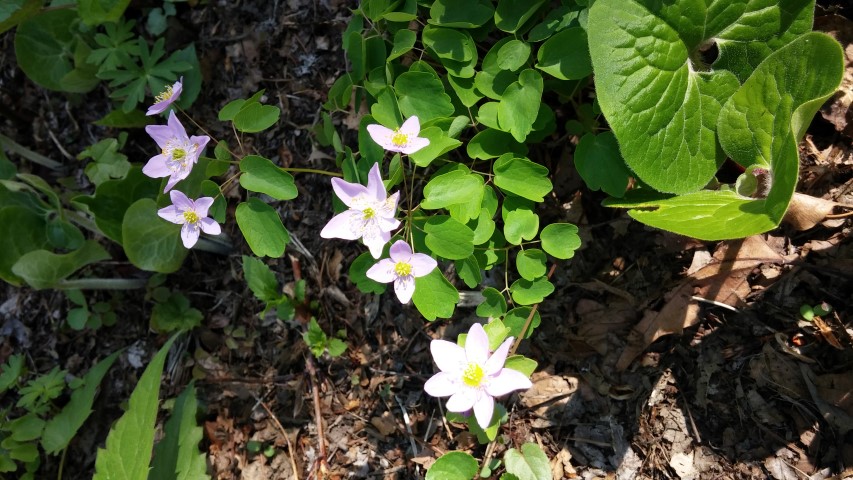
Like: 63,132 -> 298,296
366,240 -> 437,304
157,190 -> 221,248
320,163 -> 400,258
424,323 -> 532,430
143,111 -> 210,193
147,77 -> 183,115
366,116 -> 430,155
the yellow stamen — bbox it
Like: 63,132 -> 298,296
394,262 -> 412,277
155,85 -> 174,103
462,363 -> 484,388
391,131 -> 408,147
183,210 -> 199,224
363,207 -> 375,219
172,148 -> 187,161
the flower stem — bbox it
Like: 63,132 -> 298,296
54,278 -> 148,290
281,167 -> 342,177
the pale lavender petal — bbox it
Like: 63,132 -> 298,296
163,175 -> 181,193
199,217 -> 221,235
446,387 -> 477,413
380,191 -> 400,216
171,78 -> 183,100
424,372 -> 459,398
377,216 -> 400,234
401,137 -> 430,155
364,231 -> 387,259
399,116 -> 420,136
331,178 -> 369,206
169,190 -> 193,210
181,223 -> 201,248
320,210 -> 362,240
189,135 -> 210,157
485,368 -> 533,397
167,111 -> 189,141
146,78 -> 182,116
142,154 -> 171,178
465,323 -> 489,366
366,163 -> 386,202
430,339 -> 466,373
366,124 -> 394,150
388,240 -> 412,263
157,205 -> 184,224
484,337 -> 514,375
409,253 -> 437,277
193,197 -> 214,217
472,392 -> 495,430
145,125 -> 173,149
393,276 -> 415,304
366,259 -> 396,283
146,102 -> 168,116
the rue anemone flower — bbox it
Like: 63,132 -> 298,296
366,240 -> 437,304
157,190 -> 221,249
320,163 -> 400,258
366,116 -> 430,155
147,77 -> 183,115
143,111 -> 210,193
424,323 -> 533,430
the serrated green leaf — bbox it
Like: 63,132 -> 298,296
93,333 -> 180,480
12,241 -> 110,290
535,27 -> 592,80
149,382 -> 209,480
504,443 -> 550,480
42,351 -> 121,454
540,223 -> 581,259
493,155 -> 551,202
239,155 -> 297,200
123,198 -> 189,273
424,215 -> 475,260
235,198 -> 290,258
412,270 -> 459,321
150,292 -> 203,333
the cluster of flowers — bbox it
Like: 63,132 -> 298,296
142,78 -> 220,249
320,117 -> 437,304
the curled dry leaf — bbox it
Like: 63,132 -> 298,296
783,193 -> 843,231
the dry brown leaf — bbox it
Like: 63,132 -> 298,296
370,411 -> 397,437
616,236 -> 785,370
816,372 -> 853,418
573,299 -> 635,355
784,193 -> 843,231
816,14 -> 853,138
519,372 -> 580,428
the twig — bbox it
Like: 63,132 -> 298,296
257,397 -> 300,480
305,354 -> 329,477
394,395 -> 418,455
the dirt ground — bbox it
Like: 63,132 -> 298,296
1,1 -> 852,479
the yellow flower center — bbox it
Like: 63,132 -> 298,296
363,207 -> 375,219
391,131 -> 408,147
462,363 -> 484,388
183,210 -> 199,224
155,85 -> 174,103
394,262 -> 412,277
172,148 -> 187,161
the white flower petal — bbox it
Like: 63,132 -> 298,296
388,240 -> 412,263
465,323 -> 489,366
399,116 -> 420,136
169,190 -> 193,210
484,337 -> 513,376
394,276 -> 415,304
366,124 -> 394,150
409,253 -> 437,277
424,372 -> 460,398
180,223 -> 200,248
331,178 -> 369,206
157,206 -> 184,224
193,197 -> 214,216
472,392 -> 495,430
485,368 -> 532,397
320,210 -> 363,240
401,137 -> 430,155
446,387 -> 477,413
366,259 -> 396,283
142,154 -> 171,178
430,340 -> 466,373
366,162 -> 386,202
199,217 -> 221,235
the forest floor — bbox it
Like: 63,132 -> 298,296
1,1 -> 852,479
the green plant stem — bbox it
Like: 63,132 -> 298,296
510,263 -> 557,356
0,133 -> 64,170
281,167 -> 342,177
55,278 -> 148,290
58,447 -> 67,480
64,210 -> 101,237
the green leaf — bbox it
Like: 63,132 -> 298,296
42,351 -> 121,454
150,292 -> 203,333
466,128 -> 527,160
510,277 -> 554,305
412,270 -> 459,321
455,255 -> 481,289
503,208 -> 538,245
46,218 -> 85,250
78,137 -> 131,186
540,223 -> 581,259
235,198 -> 290,258
14,10 -> 79,91
535,27 -> 592,80
422,26 -> 475,62
149,382 -> 209,480
476,38 -> 519,100
527,6 -> 580,42
123,198 -> 189,273
0,354 -> 24,394
504,355 -> 537,378
74,167 -> 160,244
421,168 -> 483,211
495,0 -> 547,33
409,127 -> 463,167
395,72 -> 455,123
94,109 -> 152,129
470,207 -> 496,245
78,0 -> 131,26
493,155 -> 551,202
388,29 -> 416,61
12,241 -> 110,290
349,252 -> 386,294
0,0 -> 40,35
424,215 -> 475,260
574,132 -> 631,197
447,74 -> 482,108
504,443 -> 551,480
239,155 -> 298,200
497,40 -> 530,72
0,206 -> 48,286
516,249 -> 546,281
242,255 -> 281,304
233,103 -> 281,133
497,69 -> 544,142
426,451 -> 478,480
476,287 -> 507,319
428,0 -> 494,28
94,334 -> 180,480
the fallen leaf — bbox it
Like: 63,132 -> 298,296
783,193 -> 843,231
370,411 -> 397,437
816,14 -> 853,138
